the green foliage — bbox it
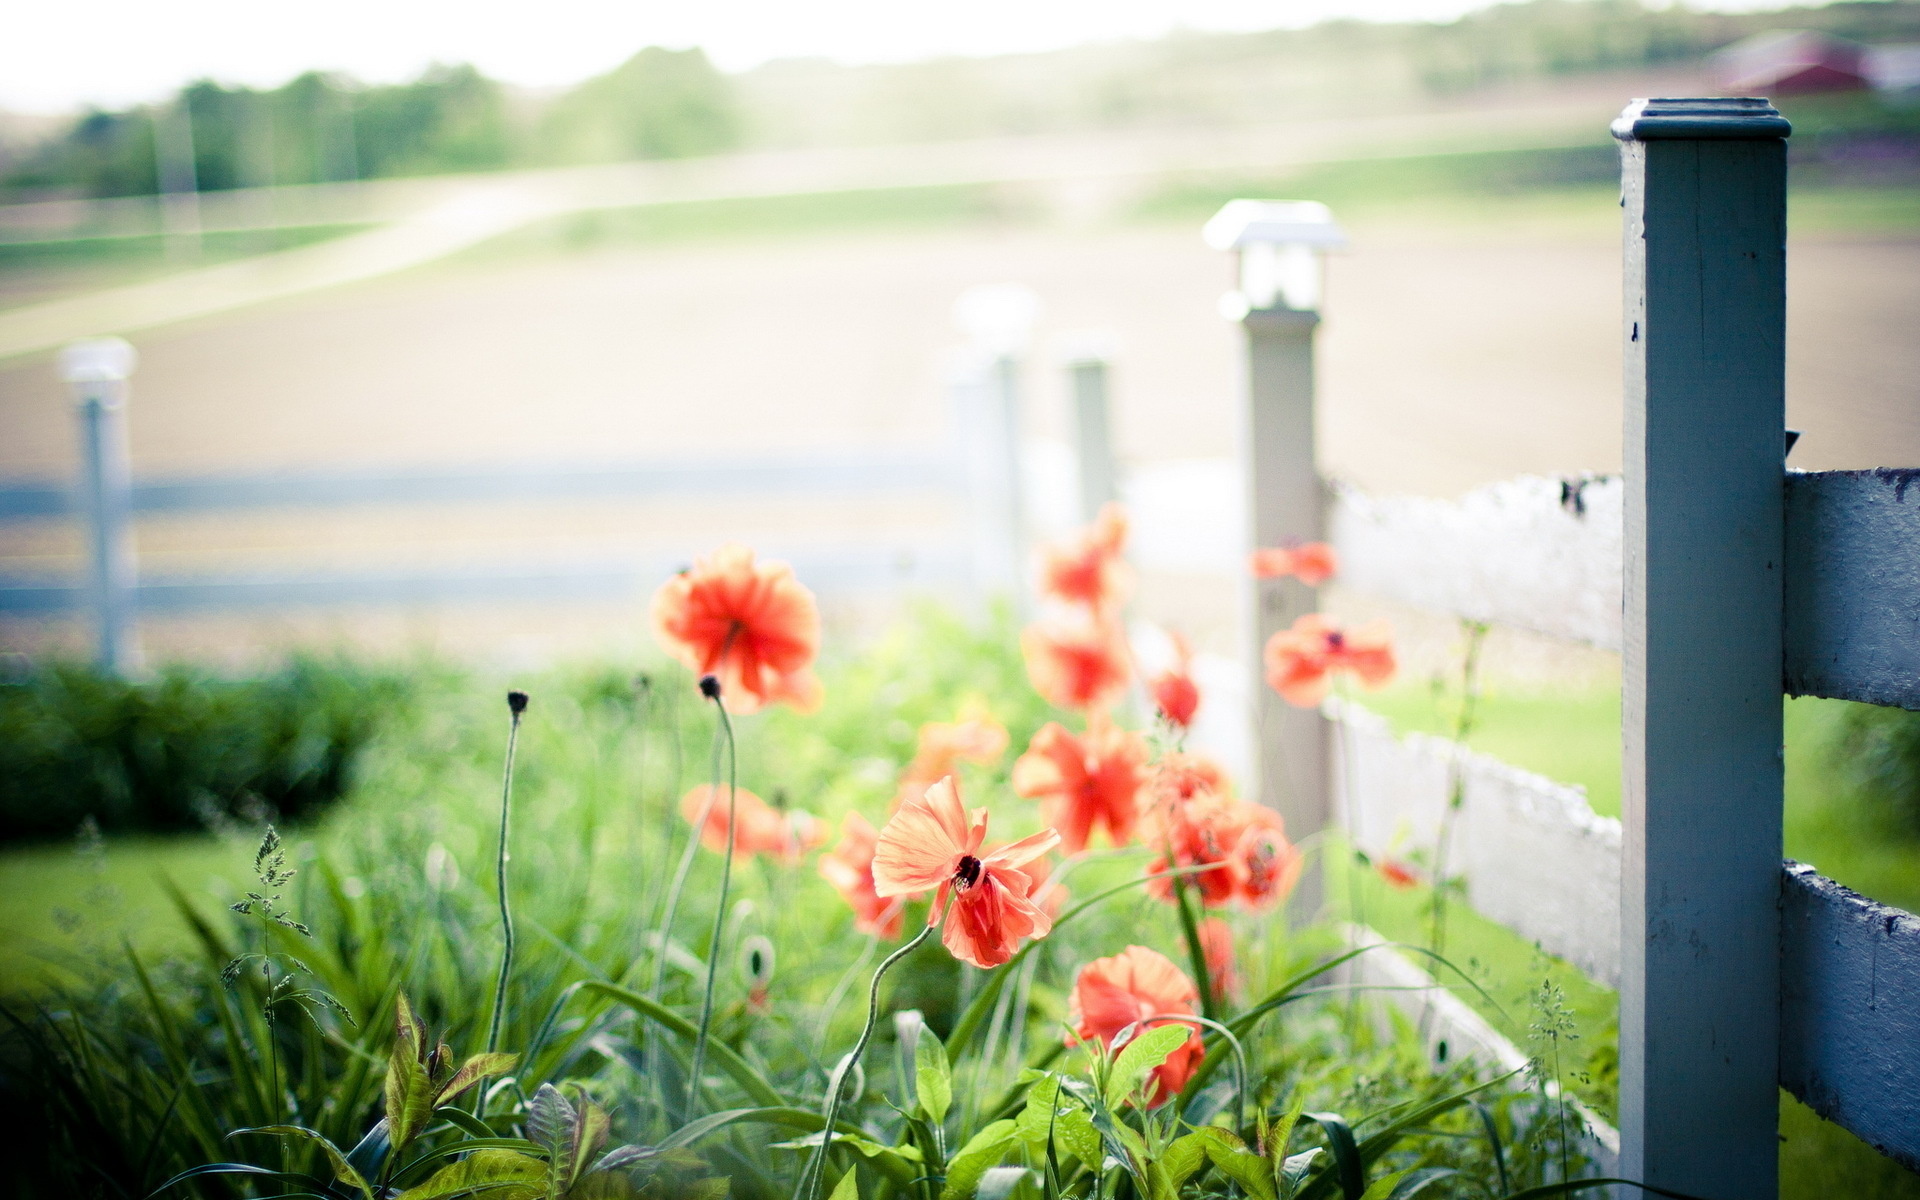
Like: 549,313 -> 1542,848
0,606 -> 1634,1200
539,48 -> 740,164
1837,701 -> 1920,832
0,656 -> 411,843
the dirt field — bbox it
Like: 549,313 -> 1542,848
1,203 -> 1915,662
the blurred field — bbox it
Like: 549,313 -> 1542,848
2,144 -> 1916,666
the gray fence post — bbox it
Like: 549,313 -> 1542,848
1057,333 -> 1120,524
1615,97 -> 1790,1197
58,338 -> 141,675
953,285 -> 1040,611
1205,201 -> 1345,914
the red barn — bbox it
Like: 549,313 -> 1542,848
1710,30 -> 1868,94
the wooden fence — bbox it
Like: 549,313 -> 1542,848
1230,96 -> 1920,1194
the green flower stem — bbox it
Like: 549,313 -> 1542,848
485,695 -> 527,1057
686,690 -> 738,1110
1170,871 -> 1218,1023
803,906 -> 947,1200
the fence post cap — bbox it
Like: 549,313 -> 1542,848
1051,329 -> 1120,366
1201,199 -> 1345,251
1611,97 -> 1792,141
953,283 -> 1041,357
58,337 -> 138,385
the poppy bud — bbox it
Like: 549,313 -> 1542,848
507,690 -> 529,716
699,674 -> 723,700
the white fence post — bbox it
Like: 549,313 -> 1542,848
952,285 -> 1040,610
58,338 -> 141,675
1057,333 -> 1119,524
1205,201 -> 1345,913
1614,97 -> 1790,1197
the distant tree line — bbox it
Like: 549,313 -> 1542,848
7,0 -> 1920,202
1,46 -> 739,202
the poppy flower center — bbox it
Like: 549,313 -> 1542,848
1325,630 -> 1346,651
954,854 -> 984,889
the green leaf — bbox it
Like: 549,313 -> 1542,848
1301,1113 -> 1364,1200
394,1148 -> 546,1200
1359,1168 -> 1413,1200
387,996 -> 436,1150
568,1094 -> 612,1189
1385,1167 -> 1457,1199
916,1029 -> 953,1125
437,1053 -> 518,1106
527,1084 -> 579,1198
1160,1132 -> 1210,1193
1013,1076 -> 1098,1170
940,1119 -> 1017,1200
1196,1128 -> 1276,1200
235,1124 -> 374,1200
1105,1025 -> 1192,1109
828,1164 -> 861,1200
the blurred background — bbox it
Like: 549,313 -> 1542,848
0,0 -> 1916,668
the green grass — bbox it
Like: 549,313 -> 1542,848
0,224 -> 374,307
1342,681 -> 1920,1193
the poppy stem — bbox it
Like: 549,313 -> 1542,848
803,903 -> 948,1200
486,691 -> 529,1059
687,688 -> 738,1112
1170,872 -> 1219,1023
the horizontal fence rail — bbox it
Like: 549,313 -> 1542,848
0,546 -> 969,616
1779,863 -> 1920,1170
1332,469 -> 1920,711
1330,475 -> 1625,650
1784,468 -> 1920,711
1328,699 -> 1624,986
0,450 -> 964,521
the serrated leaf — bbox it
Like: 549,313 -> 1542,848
394,1148 -> 545,1200
526,1084 -> 589,1197
237,1125 -> 373,1200
1198,1128 -> 1277,1200
940,1119 -> 1017,1200
915,1029 -> 953,1125
1160,1132 -> 1210,1193
437,1053 -> 519,1106
568,1094 -> 612,1188
1105,1024 -> 1192,1109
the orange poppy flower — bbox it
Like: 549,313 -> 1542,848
894,700 -> 1009,809
1229,810 -> 1305,911
650,544 -> 823,715
1068,946 -> 1204,1106
681,785 -> 823,863
1249,541 -> 1338,586
1197,917 -> 1239,1001
1041,503 -> 1130,613
1377,857 -> 1421,890
1262,613 -> 1396,708
871,776 -> 1060,969
1022,618 -> 1131,713
1146,785 -> 1301,912
1148,632 -> 1200,730
818,813 -> 903,939
1010,718 -> 1149,853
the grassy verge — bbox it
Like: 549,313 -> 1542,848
0,224 -> 374,308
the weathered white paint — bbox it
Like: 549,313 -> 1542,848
1615,96 -> 1788,1198
1784,468 -> 1920,712
1329,475 -> 1624,650
1329,699 -> 1623,986
1778,863 -> 1920,1171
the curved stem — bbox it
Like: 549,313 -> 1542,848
803,911 -> 945,1200
686,693 -> 738,1110
485,702 -> 526,1056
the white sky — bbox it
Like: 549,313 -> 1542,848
4,0 -> 1815,113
